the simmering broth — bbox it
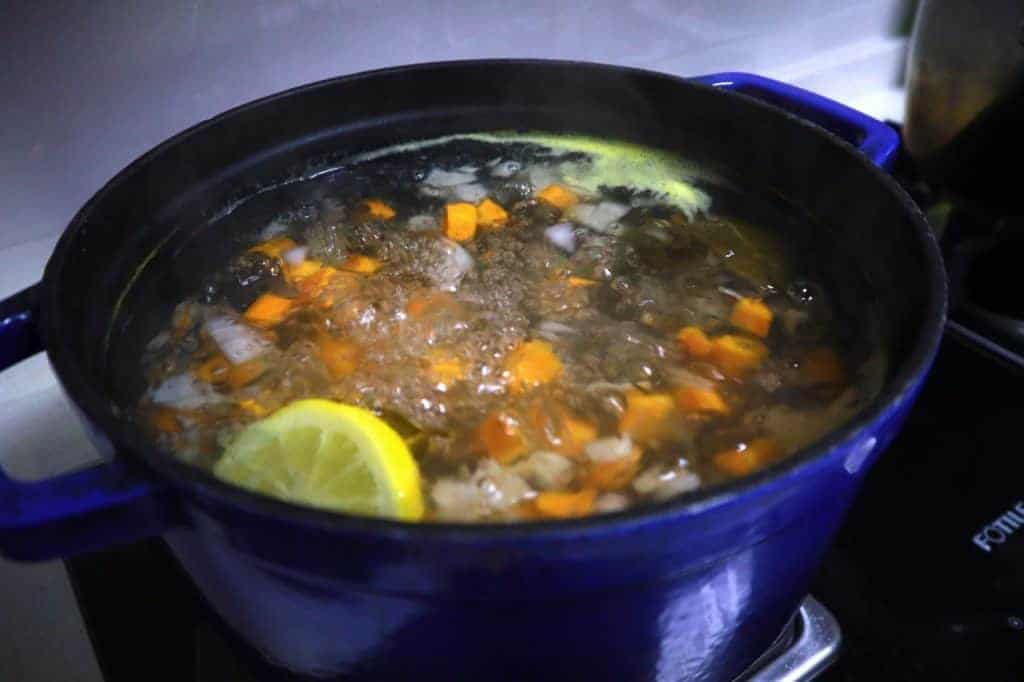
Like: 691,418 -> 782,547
137,133 -> 882,522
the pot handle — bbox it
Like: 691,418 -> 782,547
691,72 -> 900,170
0,283 -> 172,561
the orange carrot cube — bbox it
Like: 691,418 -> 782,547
713,438 -> 782,477
476,198 -> 508,227
442,203 -> 478,242
248,236 -> 297,259
244,293 -> 294,328
340,255 -> 382,274
362,198 -> 396,220
730,298 -> 773,338
584,447 -> 642,491
675,386 -> 730,415
505,340 -> 563,393
532,489 -> 597,518
536,184 -> 578,210
708,334 -> 769,378
618,390 -> 676,443
676,326 -> 712,358
478,411 -> 529,464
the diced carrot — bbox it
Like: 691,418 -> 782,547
237,399 -> 268,417
676,326 -> 712,358
558,411 -> 599,458
532,489 -> 597,518
708,334 -> 769,378
193,354 -> 230,385
505,340 -> 563,394
618,390 -> 676,444
536,184 -> 578,210
296,266 -> 337,302
287,259 -> 322,283
151,407 -> 182,433
317,335 -> 360,379
244,293 -> 295,328
567,276 -> 598,288
675,386 -> 730,415
713,437 -> 782,477
226,359 -> 268,389
443,203 -> 478,242
340,255 -> 382,274
362,198 -> 396,220
426,350 -> 466,384
248,236 -> 297,259
478,411 -> 529,464
476,198 -> 509,228
800,347 -> 846,386
730,298 -> 773,338
585,447 -> 642,491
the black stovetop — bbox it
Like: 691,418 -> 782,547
63,141 -> 1024,681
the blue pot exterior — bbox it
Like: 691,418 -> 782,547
157,371 -> 927,681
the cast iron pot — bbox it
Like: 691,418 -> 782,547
0,61 -> 944,681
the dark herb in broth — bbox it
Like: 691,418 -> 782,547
137,133 -> 883,522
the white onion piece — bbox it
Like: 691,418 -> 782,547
535,320 -> 576,341
456,164 -> 479,174
595,492 -> 630,513
260,220 -> 289,240
452,182 -> 489,203
432,238 -> 474,292
423,168 -> 476,187
585,435 -> 634,462
490,160 -> 521,178
544,223 -> 576,253
407,214 -> 439,232
149,374 -> 225,409
204,316 -> 271,365
282,245 -> 308,266
431,459 -> 533,520
513,451 -> 575,490
633,465 -> 701,500
570,201 -> 630,233
527,165 -> 558,190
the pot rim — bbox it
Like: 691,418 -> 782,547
42,58 -> 948,541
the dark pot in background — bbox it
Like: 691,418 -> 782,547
0,61 -> 944,681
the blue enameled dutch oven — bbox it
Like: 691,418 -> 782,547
0,61 -> 945,681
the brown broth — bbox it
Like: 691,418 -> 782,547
137,133 -> 882,522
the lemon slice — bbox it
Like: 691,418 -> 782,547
214,399 -> 424,520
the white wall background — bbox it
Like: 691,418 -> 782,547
0,2 -> 911,680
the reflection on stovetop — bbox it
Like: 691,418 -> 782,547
65,336 -> 1024,681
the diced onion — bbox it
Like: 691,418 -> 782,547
585,435 -> 634,462
282,245 -> 308,266
260,221 -> 289,240
149,374 -> 225,410
204,316 -> 271,364
423,168 -> 476,187
595,492 -> 629,513
544,223 -> 576,253
452,183 -> 489,203
570,201 -> 630,233
513,451 -> 575,490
